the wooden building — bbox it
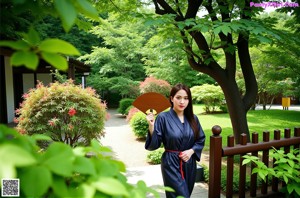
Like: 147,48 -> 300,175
0,47 -> 90,124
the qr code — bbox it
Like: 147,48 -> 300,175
1,179 -> 20,197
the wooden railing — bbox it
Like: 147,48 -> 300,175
208,126 -> 300,198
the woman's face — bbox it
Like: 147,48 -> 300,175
171,89 -> 189,114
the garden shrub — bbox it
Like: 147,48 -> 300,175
243,148 -> 300,197
15,80 -> 106,147
201,164 -> 209,183
220,165 -> 251,193
0,124 -> 159,198
191,84 -> 226,113
130,112 -> 148,139
147,148 -> 164,164
126,107 -> 140,122
139,77 -> 171,97
118,98 -> 134,115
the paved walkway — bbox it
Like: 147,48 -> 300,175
101,109 -> 215,198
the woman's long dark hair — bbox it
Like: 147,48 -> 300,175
170,83 -> 199,140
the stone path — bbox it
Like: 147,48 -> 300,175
100,108 -> 151,167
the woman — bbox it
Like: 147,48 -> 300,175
145,83 -> 206,198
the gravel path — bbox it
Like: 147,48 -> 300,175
100,108 -> 151,167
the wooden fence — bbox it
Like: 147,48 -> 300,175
208,126 -> 300,198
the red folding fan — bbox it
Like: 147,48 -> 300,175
133,92 -> 171,115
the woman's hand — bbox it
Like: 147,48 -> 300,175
179,149 -> 194,162
146,113 -> 155,134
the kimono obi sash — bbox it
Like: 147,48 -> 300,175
165,149 -> 184,180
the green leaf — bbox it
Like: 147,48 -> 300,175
73,156 -> 96,175
11,51 -> 39,70
0,163 -> 16,180
20,166 -> 52,198
80,183 -> 96,198
213,26 -> 222,35
92,177 -> 129,196
0,144 -> 37,167
26,27 -> 41,45
287,159 -> 295,168
242,158 -> 251,165
258,171 -> 266,182
41,52 -> 68,71
42,143 -> 74,176
54,0 -> 77,32
287,183 -> 294,194
283,174 -> 289,184
52,176 -> 69,197
76,0 -> 98,20
31,134 -> 52,141
220,25 -> 231,35
0,40 -> 30,50
39,39 -> 80,55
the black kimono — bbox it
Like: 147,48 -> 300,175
145,108 -> 206,198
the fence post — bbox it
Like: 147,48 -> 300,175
250,132 -> 259,197
272,129 -> 281,192
209,125 -> 222,198
239,133 -> 248,198
262,131 -> 270,194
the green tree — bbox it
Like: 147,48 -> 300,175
35,16 -> 102,55
80,13 -> 147,99
139,1 -> 298,141
0,0 -> 99,71
142,33 -> 214,87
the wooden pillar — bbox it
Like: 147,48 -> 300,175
68,64 -> 75,80
209,125 -> 222,198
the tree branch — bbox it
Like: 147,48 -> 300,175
185,0 -> 203,19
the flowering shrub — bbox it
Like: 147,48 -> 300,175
15,80 -> 107,147
139,77 -> 171,97
126,107 -> 140,122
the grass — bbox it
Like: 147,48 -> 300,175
193,104 -> 300,151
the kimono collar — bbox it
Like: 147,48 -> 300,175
169,108 -> 186,132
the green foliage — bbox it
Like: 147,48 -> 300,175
0,0 -> 100,70
0,28 -> 80,71
220,165 -> 251,193
130,112 -> 148,139
243,148 -> 300,197
139,77 -> 171,97
191,84 -> 225,113
201,164 -> 209,183
0,124 -> 159,198
118,99 -> 134,115
15,80 -> 106,147
126,107 -> 140,122
147,148 -> 164,164
80,13 -> 147,99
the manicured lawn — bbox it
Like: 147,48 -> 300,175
193,104 -> 300,151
